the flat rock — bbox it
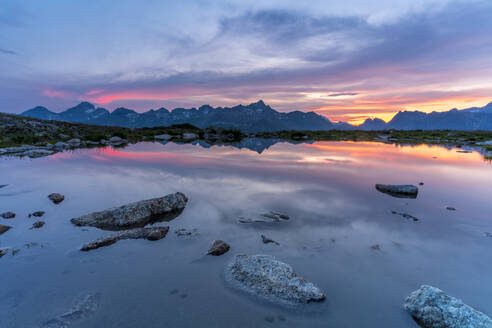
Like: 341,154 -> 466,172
239,211 -> 290,224
21,149 -> 55,158
0,224 -> 11,235
261,234 -> 279,245
391,210 -> 419,221
1,211 -> 15,219
31,221 -> 45,229
225,254 -> 325,305
71,192 -> 187,230
48,193 -> 65,204
80,227 -> 169,251
29,211 -> 46,217
375,184 -> 418,198
404,285 -> 492,328
175,228 -> 199,237
39,293 -> 101,328
154,134 -> 172,141
207,240 -> 230,256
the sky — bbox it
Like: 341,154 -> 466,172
1,0 -> 492,124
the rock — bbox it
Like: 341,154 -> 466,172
446,206 -> 457,211
419,182 -> 424,186
261,234 -> 280,245
182,133 -> 198,140
375,184 -> 418,198
54,141 -> 69,149
391,210 -> 419,221
370,244 -> 381,250
20,148 -> 55,158
1,211 -> 15,219
0,184 -> 7,188
207,240 -> 230,256
31,221 -> 45,229
100,139 -> 108,145
85,140 -> 99,145
175,228 -> 199,237
154,134 -> 172,141
80,227 -> 169,251
239,211 -> 290,224
58,133 -> 69,140
39,293 -> 101,328
485,232 -> 492,237
67,138 -> 81,146
0,224 -> 11,235
29,211 -> 45,217
225,254 -> 325,305
404,285 -> 492,328
0,248 -> 9,258
109,136 -> 128,145
456,150 -> 472,153
71,192 -> 187,230
48,193 -> 65,204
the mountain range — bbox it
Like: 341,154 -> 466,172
20,100 -> 492,131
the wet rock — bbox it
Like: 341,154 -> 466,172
404,285 -> 492,328
485,232 -> 492,237
21,149 -> 55,158
225,254 -> 325,305
419,182 -> 424,186
446,206 -> 457,211
239,211 -> 290,224
80,226 -> 169,251
0,184 -> 7,188
29,211 -> 45,217
31,221 -> 45,229
1,211 -> 15,219
261,234 -> 279,246
71,192 -> 187,230
175,228 -> 199,237
0,248 -> 9,258
391,210 -> 419,221
207,240 -> 230,256
48,193 -> 65,204
375,184 -> 418,198
0,224 -> 11,235
154,134 -> 172,141
39,293 -> 101,328
370,244 -> 381,250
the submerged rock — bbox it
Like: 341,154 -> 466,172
31,221 -> 45,229
225,254 -> 325,305
391,210 -> 419,221
261,234 -> 280,245
175,228 -> 199,237
446,206 -> 457,211
0,184 -> 8,188
238,211 -> 290,224
207,240 -> 230,256
29,211 -> 46,218
71,192 -> 187,230
80,226 -> 169,251
1,211 -> 15,219
48,193 -> 65,204
39,293 -> 101,328
404,285 -> 492,328
0,224 -> 11,235
375,184 -> 418,198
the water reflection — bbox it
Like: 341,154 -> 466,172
0,140 -> 491,328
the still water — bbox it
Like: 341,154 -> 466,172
1,140 -> 491,327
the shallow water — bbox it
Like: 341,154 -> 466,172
1,140 -> 491,327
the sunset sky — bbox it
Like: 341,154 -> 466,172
1,0 -> 492,124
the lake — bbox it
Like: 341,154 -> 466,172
1,139 -> 491,327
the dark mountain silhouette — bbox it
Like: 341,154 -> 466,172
22,100 -> 335,132
20,100 -> 492,131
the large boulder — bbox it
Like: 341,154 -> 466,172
404,285 -> 492,328
80,227 -> 169,251
71,192 -> 188,229
375,184 -> 418,198
206,240 -> 230,256
48,193 -> 65,204
225,254 -> 325,305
